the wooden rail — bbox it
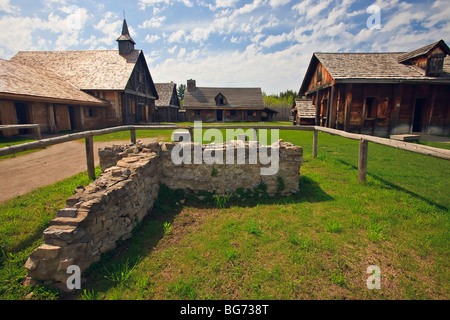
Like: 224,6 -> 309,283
0,124 -> 448,182
312,126 -> 450,182
0,124 -> 41,140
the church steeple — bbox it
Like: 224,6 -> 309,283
117,19 -> 136,55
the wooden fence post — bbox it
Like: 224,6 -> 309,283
130,128 -> 136,144
34,126 -> 41,140
313,129 -> 318,158
85,135 -> 95,180
358,139 -> 368,183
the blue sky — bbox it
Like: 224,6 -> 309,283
0,0 -> 449,94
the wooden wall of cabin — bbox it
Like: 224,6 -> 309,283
121,92 -> 155,125
54,105 -> 71,131
0,100 -> 18,136
82,106 -> 106,130
331,83 -> 450,136
427,85 -> 450,135
103,91 -> 122,127
307,62 -> 333,92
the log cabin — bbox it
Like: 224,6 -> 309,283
298,40 -> 450,136
0,19 -> 158,137
183,79 -> 277,122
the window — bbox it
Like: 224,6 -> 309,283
230,110 -> 236,116
194,110 -> 201,116
316,66 -> 322,83
87,108 -> 98,118
247,110 -> 253,117
215,93 -> 227,106
426,54 -> 445,76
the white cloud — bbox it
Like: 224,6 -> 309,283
81,11 -> 122,49
168,45 -> 178,53
139,16 -> 166,29
216,0 -> 239,8
0,0 -> 19,13
269,0 -> 291,8
138,0 -> 193,10
178,47 -> 186,58
138,0 -> 169,10
260,32 -> 289,47
168,29 -> 186,43
145,34 -> 161,43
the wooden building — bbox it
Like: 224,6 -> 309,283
183,79 -> 277,122
154,82 -> 180,122
298,40 -> 450,136
293,98 -> 316,125
0,59 -> 109,136
0,19 -> 158,137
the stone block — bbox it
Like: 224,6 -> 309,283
57,208 -> 78,218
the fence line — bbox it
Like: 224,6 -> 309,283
0,124 -> 448,181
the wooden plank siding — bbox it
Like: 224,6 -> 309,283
304,82 -> 450,136
299,42 -> 450,136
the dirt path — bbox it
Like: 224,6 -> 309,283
0,138 -> 158,203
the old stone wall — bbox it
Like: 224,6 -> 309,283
159,141 -> 302,196
25,152 -> 160,285
25,140 -> 302,288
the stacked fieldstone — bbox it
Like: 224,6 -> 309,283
25,151 -> 160,286
25,140 -> 302,288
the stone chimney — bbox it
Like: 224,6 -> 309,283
187,79 -> 196,92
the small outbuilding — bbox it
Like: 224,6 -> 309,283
293,98 -> 316,125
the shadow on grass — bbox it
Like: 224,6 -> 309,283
337,159 -> 447,212
74,176 -> 333,298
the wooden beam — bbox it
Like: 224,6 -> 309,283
389,85 -> 403,135
130,128 -> 136,144
315,126 -> 450,160
313,129 -> 318,158
358,139 -> 368,183
344,84 -> 352,132
85,135 -> 95,179
427,86 -> 437,134
329,85 -> 336,129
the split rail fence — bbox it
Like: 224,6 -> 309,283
0,124 -> 449,182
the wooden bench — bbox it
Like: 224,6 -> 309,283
390,134 -> 420,142
0,124 -> 41,140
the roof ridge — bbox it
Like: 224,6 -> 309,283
314,52 -> 406,55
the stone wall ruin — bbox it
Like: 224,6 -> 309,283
24,140 -> 303,288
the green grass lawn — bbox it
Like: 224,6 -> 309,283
0,128 -> 448,300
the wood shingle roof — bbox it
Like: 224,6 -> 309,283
0,59 -> 108,105
155,82 -> 178,107
11,50 -> 141,91
314,52 -> 450,81
295,99 -> 315,118
184,87 -> 265,109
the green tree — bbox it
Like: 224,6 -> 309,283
177,84 -> 186,101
